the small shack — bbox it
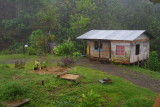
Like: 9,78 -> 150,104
77,30 -> 151,64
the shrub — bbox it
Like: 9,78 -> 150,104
0,64 -> 10,69
54,40 -> 75,56
111,58 -> 120,64
0,82 -> 27,101
58,56 -> 75,67
148,51 -> 160,71
34,61 -> 48,70
29,29 -> 43,45
41,61 -> 48,69
0,49 -> 14,55
73,52 -> 82,59
79,90 -> 103,107
27,47 -> 37,55
15,61 -> 25,69
34,61 -> 41,70
140,60 -> 149,69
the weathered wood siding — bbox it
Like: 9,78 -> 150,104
87,40 -> 110,58
130,34 -> 150,63
111,41 -> 130,63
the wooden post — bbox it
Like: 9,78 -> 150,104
99,40 -> 101,59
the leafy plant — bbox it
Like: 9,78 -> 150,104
15,61 -> 25,69
41,61 -> 48,69
73,52 -> 82,59
148,51 -> 160,71
27,46 -> 37,55
0,64 -> 10,69
0,82 -> 27,101
29,29 -> 43,46
111,58 -> 120,64
79,90 -> 103,107
58,56 -> 75,67
54,40 -> 75,56
34,61 -> 48,70
0,49 -> 14,55
34,61 -> 41,70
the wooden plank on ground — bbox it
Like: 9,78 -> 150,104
2,99 -> 29,107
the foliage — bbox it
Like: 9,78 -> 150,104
0,56 -> 156,106
73,52 -> 82,59
27,46 -> 37,55
29,30 -> 56,55
0,64 -> 10,69
0,49 -> 14,55
34,60 -> 48,70
111,58 -> 121,64
15,61 -> 25,69
29,29 -> 43,46
58,56 -> 75,67
1,0 -> 160,56
148,51 -> 160,71
41,61 -> 48,69
0,81 -> 27,101
48,34 -> 56,43
37,2 -> 59,33
80,90 -> 103,107
54,40 -> 75,56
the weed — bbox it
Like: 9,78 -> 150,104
58,56 -> 75,67
15,61 -> 25,69
0,82 -> 28,101
79,90 -> 104,107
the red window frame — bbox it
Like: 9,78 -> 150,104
116,45 -> 125,55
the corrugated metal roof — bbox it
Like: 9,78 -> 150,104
77,30 -> 146,41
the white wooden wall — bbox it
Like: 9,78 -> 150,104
111,41 -> 130,63
130,34 -> 150,63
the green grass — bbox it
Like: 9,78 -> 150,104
122,65 -> 160,80
0,54 -> 36,60
0,54 -> 60,63
0,60 -> 157,107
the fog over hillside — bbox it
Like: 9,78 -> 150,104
0,0 -> 160,54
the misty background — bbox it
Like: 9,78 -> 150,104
0,0 -> 160,55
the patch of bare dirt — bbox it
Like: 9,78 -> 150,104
29,66 -> 71,75
153,95 -> 160,107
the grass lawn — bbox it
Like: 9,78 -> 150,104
122,65 -> 160,80
0,57 -> 157,107
0,54 -> 59,61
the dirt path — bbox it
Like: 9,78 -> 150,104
77,58 -> 160,93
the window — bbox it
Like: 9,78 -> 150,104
94,41 -> 103,50
116,45 -> 125,55
136,44 -> 140,55
94,41 -> 99,50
